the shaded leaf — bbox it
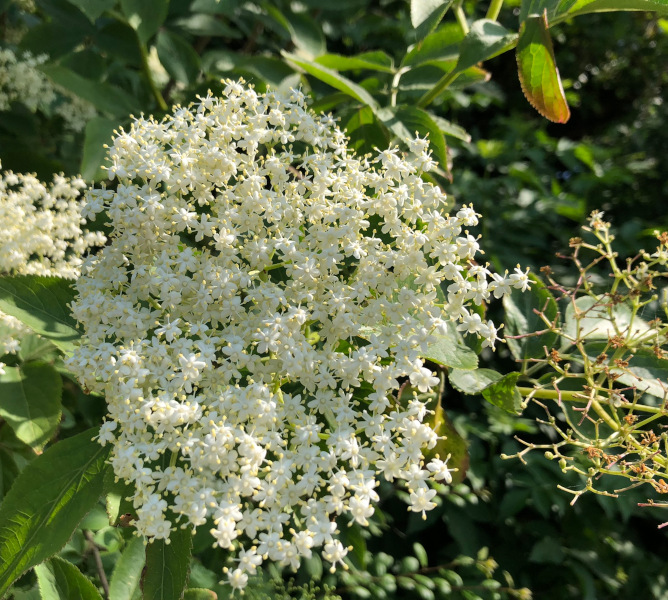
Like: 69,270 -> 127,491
121,0 -> 169,44
142,527 -> 193,600
65,0 -> 115,22
183,591 -> 217,600
156,30 -> 201,86
424,403 -> 469,484
40,65 -> 138,117
283,52 -> 379,108
0,362 -> 62,450
0,429 -> 111,598
35,556 -> 102,600
172,14 -> 242,38
0,276 -> 80,356
0,448 -> 19,502
109,537 -> 146,600
503,273 -> 559,362
264,5 -> 326,59
564,296 -> 651,342
482,372 -> 523,414
449,368 -> 502,394
81,117 -> 117,181
516,12 -> 570,123
104,470 -> 136,527
345,106 -> 390,156
455,20 -> 518,73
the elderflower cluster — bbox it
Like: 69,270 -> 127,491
69,80 -> 529,590
0,48 -> 96,132
0,165 -> 106,372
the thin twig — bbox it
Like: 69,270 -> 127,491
84,530 -> 110,600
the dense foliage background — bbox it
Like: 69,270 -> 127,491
1,1 -> 667,599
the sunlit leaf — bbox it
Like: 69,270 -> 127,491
516,12 -> 570,123
35,556 -> 102,600
142,527 -> 193,600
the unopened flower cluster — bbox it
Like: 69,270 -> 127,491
0,164 -> 105,373
0,48 -> 96,132
69,80 -> 529,589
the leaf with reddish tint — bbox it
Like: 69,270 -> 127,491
516,11 -> 570,123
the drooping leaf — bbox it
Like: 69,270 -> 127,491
482,372 -> 524,414
35,556 -> 102,600
410,0 -> 454,41
455,20 -> 518,73
449,368 -> 502,394
65,0 -> 115,22
516,12 -> 570,123
0,276 -> 80,356
39,65 -> 139,117
80,117 -> 118,182
283,52 -> 379,109
120,0 -> 170,44
315,52 -> 394,73
0,362 -> 62,450
503,273 -> 559,362
108,537 -> 146,600
0,429 -> 111,598
156,30 -> 201,86
142,527 -> 193,600
423,334 -> 478,370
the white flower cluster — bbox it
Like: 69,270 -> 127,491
69,80 -> 529,590
0,165 -> 106,373
0,48 -> 96,132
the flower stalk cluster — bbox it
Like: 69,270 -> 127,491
69,80 -> 528,588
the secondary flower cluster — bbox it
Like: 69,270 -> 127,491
69,80 -> 529,589
0,48 -> 96,132
0,165 -> 105,373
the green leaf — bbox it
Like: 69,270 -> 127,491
17,335 -> 59,364
35,556 -> 102,600
0,362 -> 62,451
382,105 -> 449,174
586,343 -> 668,399
142,527 -> 193,600
0,429 -> 111,598
424,403 -> 469,483
482,372 -> 523,414
172,14 -> 242,38
429,113 -> 471,142
121,0 -> 169,44
81,117 -> 118,182
423,334 -> 478,370
104,470 -> 136,527
183,591 -> 217,600
283,52 -> 379,109
66,0 -> 115,22
0,276 -> 80,356
449,368 -> 502,394
503,273 -> 559,362
564,296 -> 651,342
109,537 -> 146,600
345,106 -> 390,156
454,20 -> 518,73
0,448 -> 19,502
410,0 -> 454,41
516,12 -> 570,123
563,0 -> 668,17
264,5 -> 326,59
39,65 -> 138,117
156,30 -> 201,86
315,52 -> 394,73
402,23 -> 464,67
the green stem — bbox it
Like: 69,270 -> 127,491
453,1 -> 469,35
417,69 -> 460,108
485,0 -> 504,20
